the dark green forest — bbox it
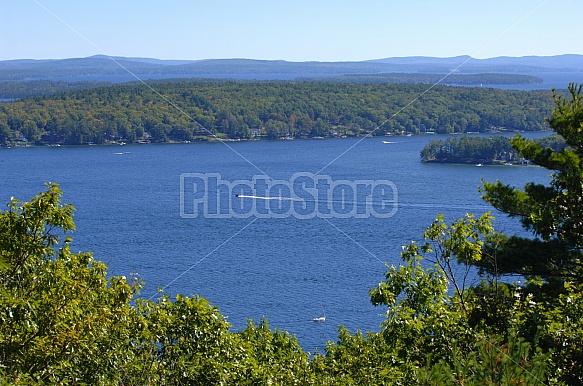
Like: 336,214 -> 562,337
0,74 -> 541,100
0,80 -> 554,146
0,79 -> 111,100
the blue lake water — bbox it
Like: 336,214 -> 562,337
0,134 -> 551,352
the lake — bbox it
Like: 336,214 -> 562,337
0,134 -> 551,352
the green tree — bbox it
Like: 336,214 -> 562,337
481,83 -> 583,284
312,214 -> 549,385
0,184 -> 316,384
0,183 -> 141,384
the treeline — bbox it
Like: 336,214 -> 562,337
0,79 -> 111,99
420,133 -> 566,164
0,80 -> 555,145
0,74 -> 541,100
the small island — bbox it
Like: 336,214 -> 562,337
420,134 -> 566,165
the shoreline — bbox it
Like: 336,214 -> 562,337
0,134 -> 378,149
0,130 -> 553,150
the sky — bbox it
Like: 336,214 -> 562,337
1,0 -> 582,62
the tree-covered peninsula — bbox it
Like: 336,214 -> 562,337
0,80 -> 554,146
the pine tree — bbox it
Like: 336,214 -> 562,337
480,83 -> 583,284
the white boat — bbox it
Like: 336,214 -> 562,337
312,305 -> 326,322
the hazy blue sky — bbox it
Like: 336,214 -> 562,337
1,0 -> 582,61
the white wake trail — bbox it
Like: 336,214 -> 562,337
235,194 -> 304,202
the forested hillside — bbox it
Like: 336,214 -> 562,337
0,73 -> 542,100
0,80 -> 554,146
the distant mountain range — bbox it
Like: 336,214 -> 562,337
0,54 -> 582,82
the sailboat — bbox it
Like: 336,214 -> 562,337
312,305 -> 326,322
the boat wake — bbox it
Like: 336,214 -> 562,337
235,194 -> 304,201
235,195 -> 397,206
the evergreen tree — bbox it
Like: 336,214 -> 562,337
481,83 -> 583,285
